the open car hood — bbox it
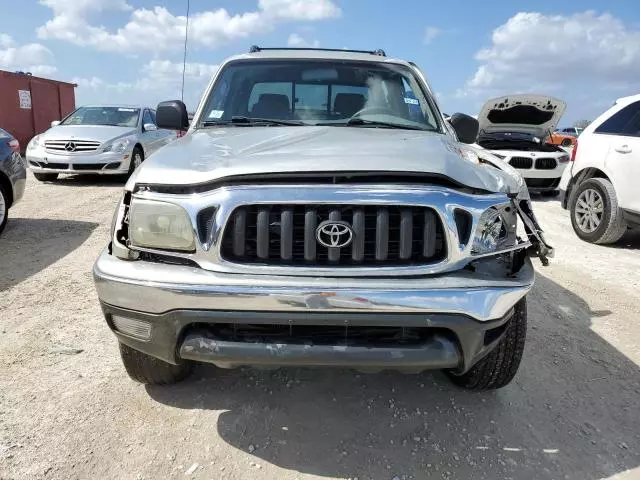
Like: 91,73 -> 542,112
478,94 -> 566,138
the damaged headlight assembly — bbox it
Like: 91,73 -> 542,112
471,205 -> 520,256
129,198 -> 195,252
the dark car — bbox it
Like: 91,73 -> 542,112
0,128 -> 27,234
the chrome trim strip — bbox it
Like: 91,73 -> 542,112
125,184 -> 516,278
94,249 -> 534,321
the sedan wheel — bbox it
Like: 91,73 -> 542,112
133,151 -> 143,169
574,188 -> 603,233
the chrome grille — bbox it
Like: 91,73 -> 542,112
509,156 -> 533,169
534,157 -> 557,170
44,140 -> 101,153
219,205 -> 446,266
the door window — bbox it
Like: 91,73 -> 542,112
595,101 -> 640,137
142,110 -> 154,130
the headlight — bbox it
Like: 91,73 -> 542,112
471,207 -> 509,255
103,138 -> 132,154
27,135 -> 41,151
129,198 -> 195,251
558,155 -> 570,163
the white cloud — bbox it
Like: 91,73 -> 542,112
423,26 -> 442,45
0,35 -> 57,75
73,60 -> 219,110
287,33 -> 320,48
0,33 -> 14,48
459,11 -> 640,97
37,0 -> 340,53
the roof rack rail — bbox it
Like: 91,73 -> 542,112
248,46 -> 386,56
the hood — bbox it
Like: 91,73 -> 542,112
477,94 -> 566,138
41,125 -> 137,144
131,126 -> 519,194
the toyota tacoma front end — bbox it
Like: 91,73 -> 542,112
93,47 -> 552,390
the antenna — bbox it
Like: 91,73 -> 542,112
180,0 -> 190,102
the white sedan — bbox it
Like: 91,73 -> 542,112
26,105 -> 175,182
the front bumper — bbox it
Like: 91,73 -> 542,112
94,249 -> 534,372
26,149 -> 130,175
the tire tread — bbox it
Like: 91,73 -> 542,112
447,298 -> 527,391
119,342 -> 191,385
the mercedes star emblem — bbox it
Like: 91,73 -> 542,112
316,220 -> 354,248
64,141 -> 77,152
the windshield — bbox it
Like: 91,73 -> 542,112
61,107 -> 140,127
199,60 -> 441,131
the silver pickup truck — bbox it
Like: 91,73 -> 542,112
93,47 -> 552,390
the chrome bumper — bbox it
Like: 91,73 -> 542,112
93,249 -> 534,322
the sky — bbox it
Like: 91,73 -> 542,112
2,0 -> 640,125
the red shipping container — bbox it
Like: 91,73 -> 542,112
0,70 -> 76,151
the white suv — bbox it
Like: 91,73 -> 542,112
560,94 -> 640,243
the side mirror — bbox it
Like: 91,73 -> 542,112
449,113 -> 479,144
51,120 -> 60,127
156,100 -> 189,131
143,123 -> 158,132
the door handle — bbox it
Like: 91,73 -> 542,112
615,145 -> 632,154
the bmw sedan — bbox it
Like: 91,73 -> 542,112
25,105 -> 175,182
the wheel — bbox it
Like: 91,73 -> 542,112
570,177 -> 627,244
33,172 -> 58,182
447,298 -> 527,391
128,147 -> 144,177
0,182 -> 8,235
561,138 -> 573,147
118,342 -> 192,385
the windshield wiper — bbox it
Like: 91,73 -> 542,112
343,117 -> 428,131
202,116 -> 303,127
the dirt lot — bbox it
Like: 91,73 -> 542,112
1,173 -> 640,480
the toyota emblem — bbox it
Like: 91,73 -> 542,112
316,220 -> 354,248
64,141 -> 77,152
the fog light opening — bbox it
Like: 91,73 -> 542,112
112,315 -> 151,340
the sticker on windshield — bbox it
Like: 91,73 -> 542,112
404,97 -> 419,105
118,108 -> 136,112
209,110 -> 224,119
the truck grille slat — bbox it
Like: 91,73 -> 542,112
280,208 -> 293,261
219,204 -> 447,267
399,209 -> 413,260
376,208 -> 389,261
304,209 -> 317,261
423,210 -> 437,258
256,208 -> 270,259
351,208 -> 365,261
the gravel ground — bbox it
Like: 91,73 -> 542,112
1,173 -> 640,480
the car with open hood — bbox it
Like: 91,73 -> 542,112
25,105 -> 175,181
475,95 -> 571,194
93,47 -> 552,391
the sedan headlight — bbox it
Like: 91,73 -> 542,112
129,198 -> 195,251
471,207 -> 511,255
103,138 -> 132,154
27,135 -> 41,151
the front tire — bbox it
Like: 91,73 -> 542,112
447,298 -> 527,391
128,147 -> 144,177
561,138 -> 573,147
0,182 -> 8,235
570,177 -> 627,244
119,342 -> 192,385
33,172 -> 58,182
